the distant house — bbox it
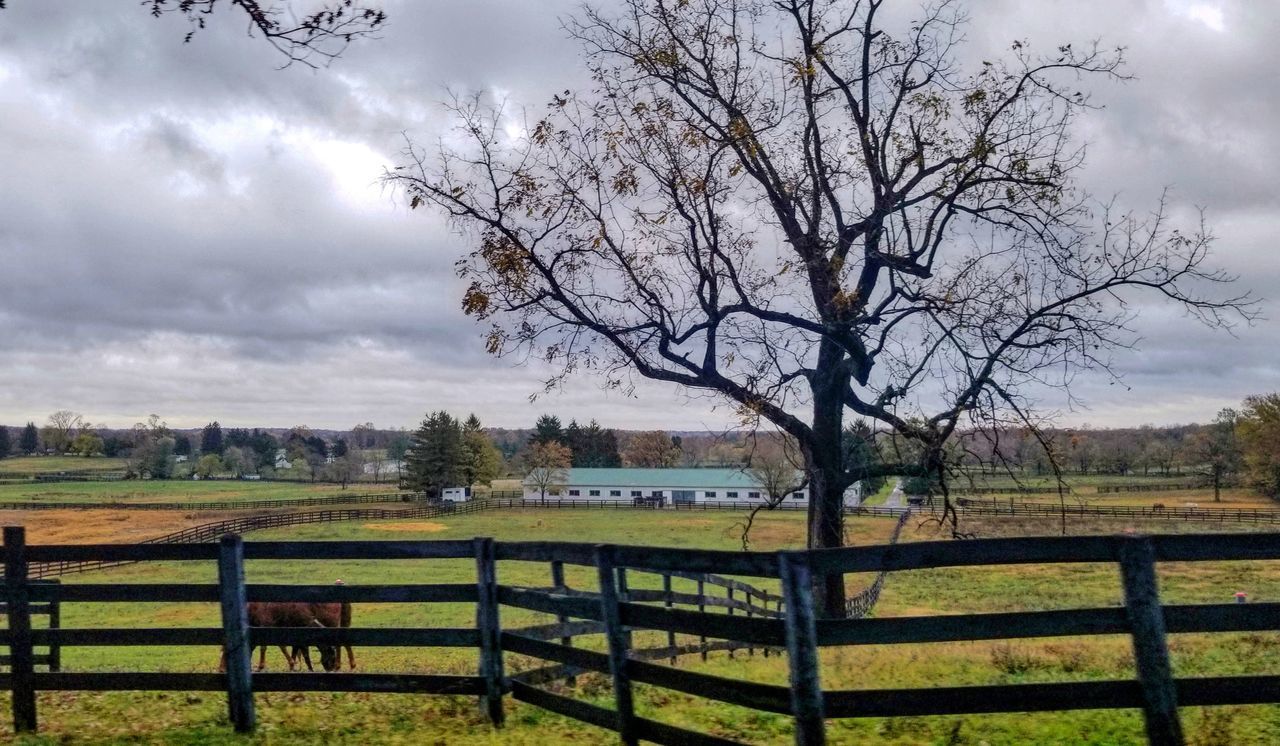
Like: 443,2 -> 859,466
174,455 -> 189,464
520,467 -> 861,506
274,449 -> 292,470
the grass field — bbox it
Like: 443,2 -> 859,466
0,480 -> 397,505
2,506 -> 1277,744
0,456 -> 128,474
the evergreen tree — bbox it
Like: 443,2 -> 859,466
600,428 -> 622,467
404,411 -> 465,496
173,434 -> 193,456
200,421 -> 224,455
843,421 -> 886,495
564,420 -> 585,465
461,414 -> 502,486
333,438 -> 349,458
0,426 -> 10,459
19,422 -> 38,455
530,414 -> 564,446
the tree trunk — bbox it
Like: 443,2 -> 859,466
804,342 -> 850,618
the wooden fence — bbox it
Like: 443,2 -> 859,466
3,526 -> 1278,744
0,579 -> 59,672
957,498 -> 1280,525
0,491 -> 421,512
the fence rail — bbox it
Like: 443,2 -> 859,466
0,491 -> 421,513
3,526 -> 1278,744
957,497 -> 1280,524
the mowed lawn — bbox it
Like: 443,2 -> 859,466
0,480 -> 398,505
3,508 -> 1279,744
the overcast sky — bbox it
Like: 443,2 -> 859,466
0,0 -> 1274,431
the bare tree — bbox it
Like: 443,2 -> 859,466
522,441 -> 572,504
144,0 -> 386,68
43,410 -> 84,454
736,434 -> 808,549
390,0 -> 1253,615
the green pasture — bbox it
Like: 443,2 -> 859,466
4,509 -> 1280,744
0,480 -> 397,505
0,456 -> 128,474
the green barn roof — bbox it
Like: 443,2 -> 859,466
524,467 -> 769,489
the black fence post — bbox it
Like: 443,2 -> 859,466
217,534 -> 255,733
662,573 -> 676,664
616,567 -> 633,651
1118,536 -> 1183,746
697,577 -> 708,661
474,537 -> 505,726
550,560 -> 576,686
47,580 -> 61,672
595,544 -> 637,745
780,551 -> 825,746
4,526 -> 37,733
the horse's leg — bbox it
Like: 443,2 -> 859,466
255,645 -> 267,672
218,648 -> 227,673
279,645 -> 297,671
344,644 -> 356,671
297,646 -> 314,672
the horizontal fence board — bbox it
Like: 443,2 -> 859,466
633,716 -> 745,746
253,673 -> 484,695
611,545 -> 780,578
28,544 -> 220,563
0,656 -> 52,666
809,533 -> 1280,574
627,589 -> 771,617
509,680 -> 619,731
824,674 -> 1280,718
1164,603 -> 1280,634
1176,675 -> 1280,706
497,586 -> 603,621
494,542 -> 597,566
502,633 -> 611,673
27,673 -> 227,691
32,584 -> 219,603
246,583 -> 477,604
824,680 -> 1146,718
619,603 -> 786,646
32,628 -> 224,646
25,627 -> 478,648
626,659 -> 792,714
817,608 -> 1131,646
252,627 -> 479,648
243,541 -> 476,561
508,620 -> 604,642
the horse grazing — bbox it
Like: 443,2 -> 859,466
219,602 -> 339,672
305,580 -> 356,671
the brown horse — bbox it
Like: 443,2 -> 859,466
219,602 -> 341,672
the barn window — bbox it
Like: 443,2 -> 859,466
748,491 -> 760,499
589,489 -> 600,496
610,490 -> 621,497
630,490 -> 642,497
550,489 -> 561,496
792,491 -> 804,499
651,490 -> 663,497
726,491 -> 739,498
704,491 -> 716,498
568,489 -> 580,496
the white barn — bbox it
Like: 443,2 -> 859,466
521,467 -> 862,506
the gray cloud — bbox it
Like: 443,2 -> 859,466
0,0 -> 1274,430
